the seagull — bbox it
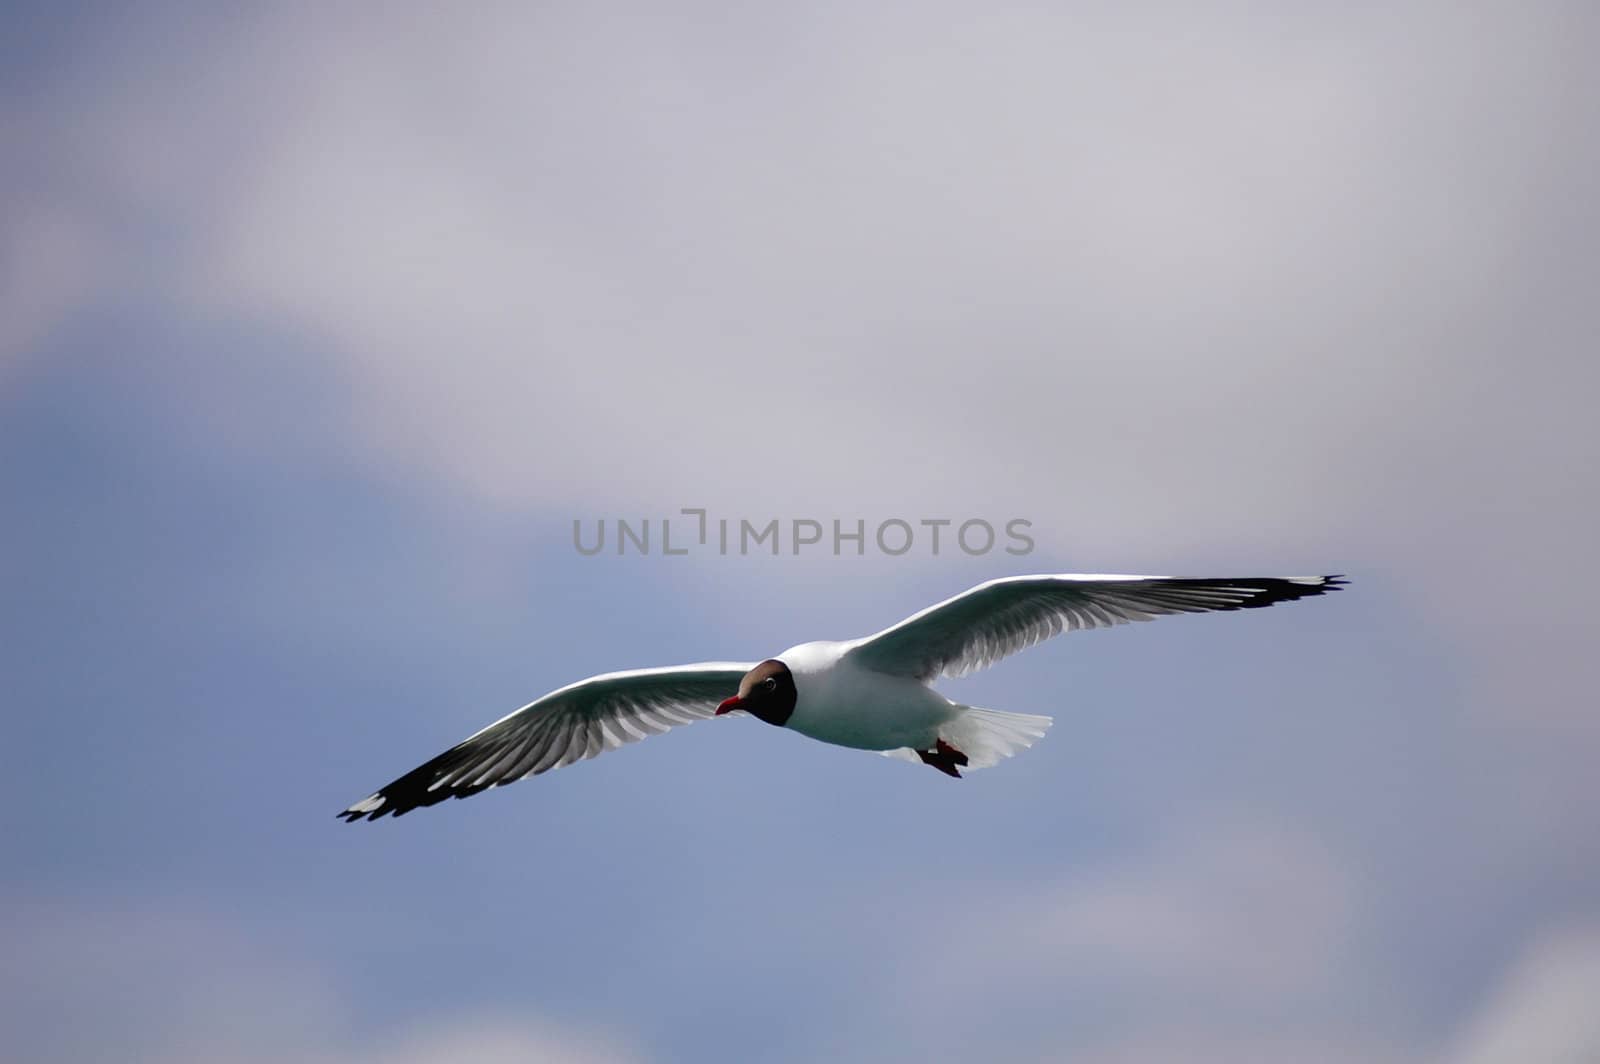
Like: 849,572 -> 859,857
338,573 -> 1344,820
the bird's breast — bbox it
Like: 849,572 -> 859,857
784,658 -> 952,752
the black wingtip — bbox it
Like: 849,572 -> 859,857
337,792 -> 395,823
1241,574 -> 1348,607
1162,574 -> 1347,611
1308,574 -> 1349,597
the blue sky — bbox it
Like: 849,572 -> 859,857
3,4 -> 1598,1061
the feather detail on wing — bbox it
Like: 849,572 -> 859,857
847,574 -> 1344,681
338,662 -> 753,821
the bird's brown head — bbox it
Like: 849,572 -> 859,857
715,659 -> 796,727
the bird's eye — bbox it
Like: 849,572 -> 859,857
762,677 -> 778,692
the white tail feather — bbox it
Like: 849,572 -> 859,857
945,705 -> 1052,768
879,705 -> 1053,770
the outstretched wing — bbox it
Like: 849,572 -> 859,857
846,574 -> 1344,682
338,662 -> 754,821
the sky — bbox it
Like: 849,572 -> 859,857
3,2 -> 1598,1061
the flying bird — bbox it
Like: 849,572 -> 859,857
339,573 -> 1343,821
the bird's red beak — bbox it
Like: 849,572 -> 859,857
715,696 -> 743,716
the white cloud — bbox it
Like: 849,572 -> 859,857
16,4 -> 1592,556
836,816 -> 1426,1062
919,819 -> 1354,1001
1035,1034 -> 1420,1064
352,1017 -> 642,1064
0,197 -> 103,385
1449,926 -> 1600,1064
0,899 -> 646,1064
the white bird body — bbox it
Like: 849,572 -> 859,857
340,573 -> 1345,820
778,640 -> 955,752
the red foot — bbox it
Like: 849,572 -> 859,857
917,739 -> 969,778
